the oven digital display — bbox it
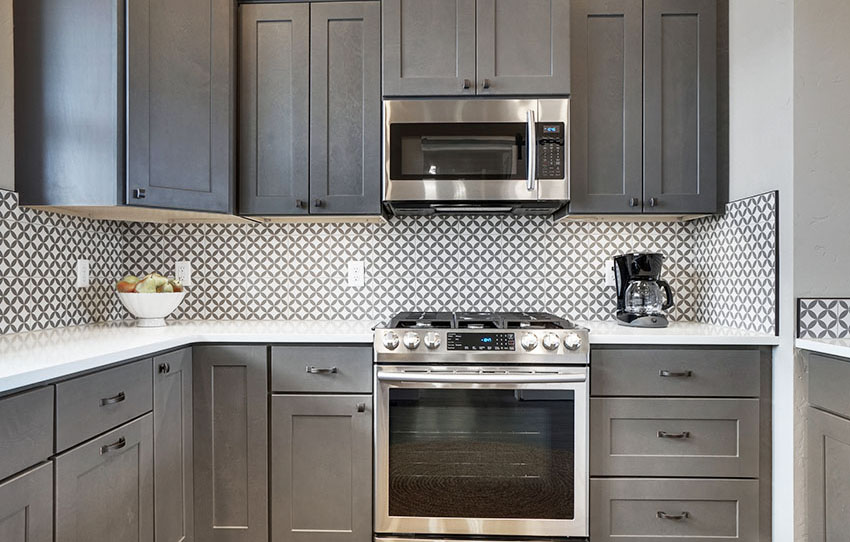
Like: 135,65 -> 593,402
446,332 -> 515,351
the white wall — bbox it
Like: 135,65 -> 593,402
794,0 -> 850,298
728,1 -> 795,540
0,0 -> 12,192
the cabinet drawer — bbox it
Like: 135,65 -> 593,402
590,478 -> 759,542
272,346 -> 372,393
0,386 -> 53,481
591,348 -> 760,397
590,398 -> 759,477
809,352 -> 850,419
56,359 -> 153,452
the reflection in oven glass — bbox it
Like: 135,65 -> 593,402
388,388 -> 575,520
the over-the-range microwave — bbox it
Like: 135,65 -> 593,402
382,98 -> 570,216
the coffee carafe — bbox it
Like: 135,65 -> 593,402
613,253 -> 674,328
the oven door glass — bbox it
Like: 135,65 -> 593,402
387,387 -> 575,520
389,123 -> 528,180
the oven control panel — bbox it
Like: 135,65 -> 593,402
447,332 -> 516,351
536,123 -> 565,180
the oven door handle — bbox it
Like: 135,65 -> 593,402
377,371 -> 586,384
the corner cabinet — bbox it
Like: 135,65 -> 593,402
569,0 -> 717,215
239,2 -> 381,216
382,0 -> 570,96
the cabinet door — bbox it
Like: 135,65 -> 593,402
643,0 -> 717,214
568,0 -> 643,213
807,406 -> 850,542
382,0 -> 476,96
310,1 -> 381,215
476,0 -> 571,95
55,415 -> 154,542
271,395 -> 372,542
0,462 -> 53,542
127,0 -> 233,213
154,349 -> 193,542
193,346 -> 268,542
239,3 -> 310,216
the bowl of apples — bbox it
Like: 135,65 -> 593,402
116,273 -> 187,328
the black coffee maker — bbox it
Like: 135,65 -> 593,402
613,253 -> 674,328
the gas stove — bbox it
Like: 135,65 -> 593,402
375,311 -> 589,364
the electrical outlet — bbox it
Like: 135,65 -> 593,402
75,259 -> 90,288
604,259 -> 616,288
347,260 -> 365,288
175,261 -> 193,286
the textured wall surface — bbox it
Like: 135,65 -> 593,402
0,0 -> 13,191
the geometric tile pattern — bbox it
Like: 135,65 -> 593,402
798,298 -> 850,338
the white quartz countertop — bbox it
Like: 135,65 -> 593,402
0,319 -> 779,395
796,337 -> 850,359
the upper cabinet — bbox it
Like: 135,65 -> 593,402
239,1 -> 381,216
383,0 -> 570,96
569,0 -> 718,215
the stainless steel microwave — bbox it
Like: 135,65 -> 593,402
383,99 -> 570,216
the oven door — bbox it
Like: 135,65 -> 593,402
375,366 -> 588,538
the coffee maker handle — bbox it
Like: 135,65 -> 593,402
658,280 -> 675,310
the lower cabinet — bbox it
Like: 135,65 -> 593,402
807,405 -> 850,541
0,462 -> 53,542
55,414 -> 154,542
193,345 -> 268,542
271,394 -> 372,542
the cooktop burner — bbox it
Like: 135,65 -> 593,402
386,311 -> 577,330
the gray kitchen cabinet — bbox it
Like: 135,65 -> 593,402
476,0 -> 571,95
0,462 -> 53,542
0,386 -> 53,481
55,414 -> 154,542
382,0 -> 477,96
193,346 -> 268,542
568,0 -> 643,213
154,349 -> 193,542
239,3 -> 310,216
807,406 -> 850,542
271,394 -> 372,542
126,0 -> 234,213
309,1 -> 382,215
643,0 -> 717,214
271,345 -> 373,393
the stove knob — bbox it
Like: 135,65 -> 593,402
382,331 -> 400,350
542,333 -> 560,351
563,332 -> 583,351
424,332 -> 441,349
403,331 -> 421,350
520,332 -> 539,351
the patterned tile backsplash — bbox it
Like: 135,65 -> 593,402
798,298 -> 850,338
0,188 -> 778,335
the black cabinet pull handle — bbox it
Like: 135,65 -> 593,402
314,199 -> 324,208
158,362 -> 170,374
306,366 -> 338,375
649,197 -> 658,207
482,78 -> 491,89
100,437 -> 127,455
357,403 -> 367,413
659,370 -> 692,378
629,197 -> 640,207
100,391 -> 126,406
657,511 -> 690,521
657,431 -> 691,439
462,79 -> 472,90
133,188 -> 146,199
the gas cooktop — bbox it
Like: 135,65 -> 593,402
388,311 -> 579,330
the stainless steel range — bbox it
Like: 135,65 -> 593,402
374,312 -> 590,541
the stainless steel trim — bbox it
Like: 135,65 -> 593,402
431,206 -> 515,213
377,370 -> 585,384
376,539 -> 563,542
527,109 -> 536,191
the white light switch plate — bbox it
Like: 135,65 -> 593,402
175,261 -> 193,286
75,259 -> 90,288
347,260 -> 365,287
604,259 -> 616,288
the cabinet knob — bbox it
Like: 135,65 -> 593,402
295,199 -> 305,209
649,197 -> 658,208
133,188 -> 146,199
629,197 -> 640,207
357,403 -> 367,413
482,78 -> 491,90
158,362 -> 171,374
462,79 -> 472,90
314,199 -> 324,208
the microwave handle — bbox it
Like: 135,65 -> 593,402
526,109 -> 537,191
377,371 -> 586,384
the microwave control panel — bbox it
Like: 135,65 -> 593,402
536,123 -> 565,179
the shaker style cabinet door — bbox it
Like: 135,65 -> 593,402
382,0 -> 477,96
193,346 -> 268,542
310,2 -> 382,215
476,0 -> 571,95
807,406 -> 850,542
271,395 -> 373,542
643,0 -> 717,214
568,0 -> 643,213
0,462 -> 53,542
153,349 -> 194,542
239,3 -> 310,216
126,0 -> 234,213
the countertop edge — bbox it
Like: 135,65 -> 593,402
796,338 -> 850,359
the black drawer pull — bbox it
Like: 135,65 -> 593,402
100,391 -> 126,406
357,403 -> 367,413
100,437 -> 126,455
158,362 -> 171,374
306,366 -> 338,375
657,431 -> 691,439
657,511 -> 690,521
659,370 -> 693,378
